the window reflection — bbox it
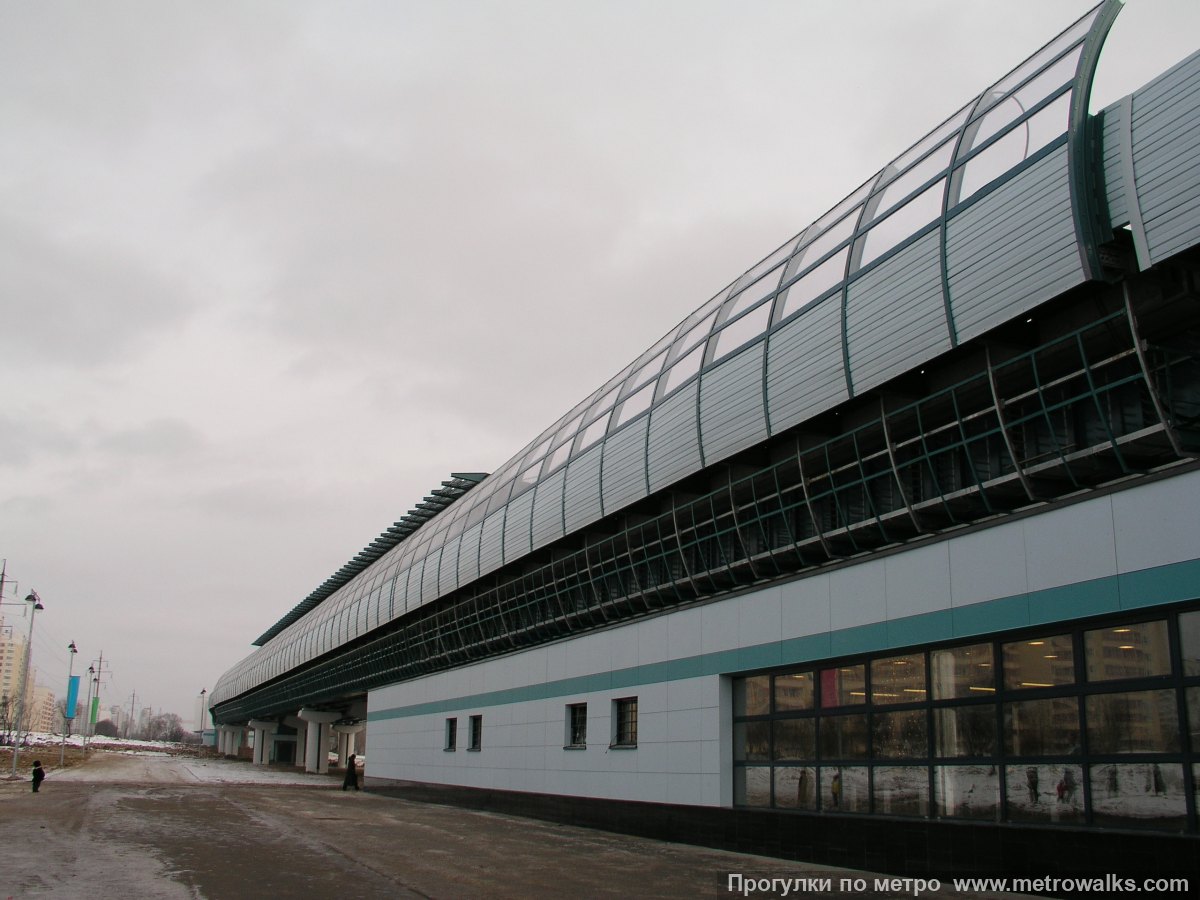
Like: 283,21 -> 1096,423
1085,620 -> 1170,681
735,720 -> 770,761
735,766 -> 771,807
773,719 -> 816,760
1002,633 -> 1074,690
735,675 -> 770,716
872,709 -> 927,758
1086,690 -> 1179,754
1008,764 -> 1084,822
1181,611 -> 1200,676
774,766 -> 817,810
1090,764 -> 1186,830
822,766 -> 868,812
873,766 -> 929,817
774,671 -> 814,712
820,714 -> 868,759
934,765 -> 998,820
820,665 -> 866,707
1004,697 -> 1080,756
931,643 -> 994,699
934,706 -> 996,758
871,653 -> 926,704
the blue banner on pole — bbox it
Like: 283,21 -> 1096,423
65,675 -> 80,720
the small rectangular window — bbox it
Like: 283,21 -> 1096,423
468,714 -> 482,751
612,697 -> 638,748
444,717 -> 457,751
565,703 -> 587,748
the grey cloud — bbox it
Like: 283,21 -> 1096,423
0,217 -> 195,367
93,418 -> 205,459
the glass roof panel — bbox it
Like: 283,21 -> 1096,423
672,310 -> 719,360
776,247 -> 848,322
723,266 -> 785,322
710,301 -> 773,363
543,438 -> 573,475
524,436 -> 552,467
956,93 -> 1070,202
984,10 -> 1094,103
789,207 -> 858,275
626,350 -> 667,394
658,343 -> 705,399
731,235 -> 802,294
886,104 -> 972,178
588,384 -> 621,421
865,139 -> 954,226
966,51 -> 1079,153
856,179 -> 945,268
576,410 -> 612,453
555,411 -> 585,445
613,381 -> 655,428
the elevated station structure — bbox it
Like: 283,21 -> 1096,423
212,1 -> 1200,875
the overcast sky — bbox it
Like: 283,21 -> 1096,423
2,1 -> 1197,730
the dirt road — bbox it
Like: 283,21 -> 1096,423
0,752 -> 812,899
0,751 -> 1026,900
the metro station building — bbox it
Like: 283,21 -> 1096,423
212,1 -> 1200,876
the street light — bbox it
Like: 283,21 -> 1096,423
9,590 -> 43,777
60,641 -> 78,766
82,664 -> 95,757
197,688 -> 208,744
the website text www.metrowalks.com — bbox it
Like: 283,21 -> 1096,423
726,873 -> 1192,898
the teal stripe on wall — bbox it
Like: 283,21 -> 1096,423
367,557 -> 1200,722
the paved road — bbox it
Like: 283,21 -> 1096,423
0,752 -> 1015,899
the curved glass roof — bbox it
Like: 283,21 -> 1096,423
212,1 -> 1122,709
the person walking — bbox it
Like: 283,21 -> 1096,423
342,753 -> 359,791
31,760 -> 45,793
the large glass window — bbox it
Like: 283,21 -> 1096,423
733,606 -> 1200,831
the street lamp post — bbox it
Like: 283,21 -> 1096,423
9,590 -> 44,777
59,641 -> 78,766
82,665 -> 95,757
197,688 -> 208,745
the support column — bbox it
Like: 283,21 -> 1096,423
247,719 -> 277,766
297,709 -> 341,774
333,723 -> 366,769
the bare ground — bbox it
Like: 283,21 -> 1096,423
0,751 -> 1025,900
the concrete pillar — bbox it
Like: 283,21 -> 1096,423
333,723 -> 366,769
297,709 -> 341,774
219,726 -> 243,757
247,719 -> 277,766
